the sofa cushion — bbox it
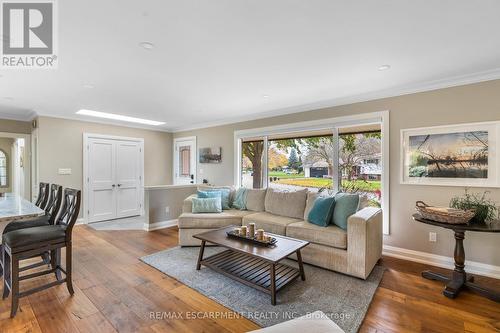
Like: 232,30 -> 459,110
286,221 -> 347,249
246,189 -> 266,212
307,196 -> 335,227
178,209 -> 253,229
303,192 -> 319,220
192,197 -> 222,213
242,212 -> 301,235
332,193 -> 360,230
264,188 -> 307,219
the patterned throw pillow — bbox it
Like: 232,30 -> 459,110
198,189 -> 231,210
192,197 -> 222,213
232,188 -> 248,210
197,190 -> 222,199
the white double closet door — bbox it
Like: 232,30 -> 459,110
86,135 -> 144,223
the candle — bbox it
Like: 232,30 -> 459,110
248,223 -> 255,237
256,229 -> 264,241
240,226 -> 247,237
234,227 -> 241,235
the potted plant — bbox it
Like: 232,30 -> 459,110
450,189 -> 498,223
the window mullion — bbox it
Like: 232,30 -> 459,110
263,136 -> 268,188
332,127 -> 340,192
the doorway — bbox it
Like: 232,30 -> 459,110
0,132 -> 31,200
173,136 -> 197,185
83,133 -> 144,223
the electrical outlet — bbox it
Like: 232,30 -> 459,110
429,232 -> 437,242
165,206 -> 170,215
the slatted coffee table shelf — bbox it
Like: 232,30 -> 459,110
202,250 -> 301,294
193,225 -> 309,305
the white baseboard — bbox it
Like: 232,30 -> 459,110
144,219 -> 178,232
383,245 -> 500,280
76,218 -> 86,225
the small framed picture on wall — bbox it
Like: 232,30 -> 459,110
401,121 -> 500,187
199,147 -> 222,164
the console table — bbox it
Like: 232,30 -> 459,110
413,213 -> 500,303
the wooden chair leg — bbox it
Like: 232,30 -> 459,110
10,254 -> 19,318
66,244 -> 74,295
51,249 -> 62,281
0,244 -> 3,277
2,248 -> 10,300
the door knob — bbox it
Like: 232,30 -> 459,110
112,184 -> 116,187
117,184 -> 122,187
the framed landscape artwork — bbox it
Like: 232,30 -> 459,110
401,122 -> 500,187
199,147 -> 222,163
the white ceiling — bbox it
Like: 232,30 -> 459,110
2,1 -> 500,132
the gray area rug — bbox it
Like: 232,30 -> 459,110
141,247 -> 384,333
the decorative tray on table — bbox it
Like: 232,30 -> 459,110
226,230 -> 278,246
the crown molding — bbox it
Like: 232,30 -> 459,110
3,68 -> 500,133
171,68 -> 500,133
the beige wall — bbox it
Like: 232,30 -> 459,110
0,119 -> 32,134
0,138 -> 14,193
175,79 -> 500,267
37,116 -> 173,190
145,186 -> 197,225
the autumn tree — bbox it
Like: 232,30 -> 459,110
268,147 -> 288,170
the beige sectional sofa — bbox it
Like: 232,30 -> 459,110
178,188 -> 383,279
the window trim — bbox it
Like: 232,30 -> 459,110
234,110 -> 390,235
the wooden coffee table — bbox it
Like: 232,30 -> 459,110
193,225 -> 309,305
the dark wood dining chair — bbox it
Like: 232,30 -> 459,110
2,188 -> 81,317
0,184 -> 63,278
34,182 -> 50,209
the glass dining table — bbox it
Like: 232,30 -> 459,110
0,193 -> 45,242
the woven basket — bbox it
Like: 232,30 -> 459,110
415,201 -> 475,224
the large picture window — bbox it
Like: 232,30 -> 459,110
235,112 -> 389,233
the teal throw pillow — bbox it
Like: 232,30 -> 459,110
332,192 -> 360,230
307,196 -> 335,227
192,197 -> 222,213
197,190 -> 221,199
199,189 -> 231,210
232,188 -> 248,210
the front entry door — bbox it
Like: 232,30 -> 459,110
174,137 -> 196,185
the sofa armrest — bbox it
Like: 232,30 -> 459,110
346,207 -> 383,279
182,194 -> 198,213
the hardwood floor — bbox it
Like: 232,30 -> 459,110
0,225 -> 499,333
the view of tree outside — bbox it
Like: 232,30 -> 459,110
241,131 -> 382,206
241,140 -> 264,188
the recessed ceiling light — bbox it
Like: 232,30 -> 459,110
378,65 -> 391,71
139,42 -> 154,50
262,95 -> 270,99
76,109 -> 165,126
83,84 -> 95,89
